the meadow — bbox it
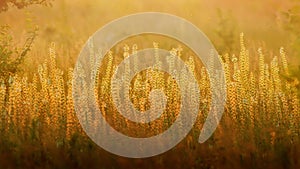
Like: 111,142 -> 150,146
0,0 -> 300,169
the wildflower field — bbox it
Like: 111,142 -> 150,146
0,0 -> 300,169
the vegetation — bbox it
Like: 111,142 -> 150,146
0,0 -> 52,12
0,24 -> 38,79
0,0 -> 299,169
0,33 -> 299,168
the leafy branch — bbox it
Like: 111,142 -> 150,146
0,23 -> 38,79
0,0 -> 53,12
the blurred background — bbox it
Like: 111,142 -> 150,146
0,0 -> 299,68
